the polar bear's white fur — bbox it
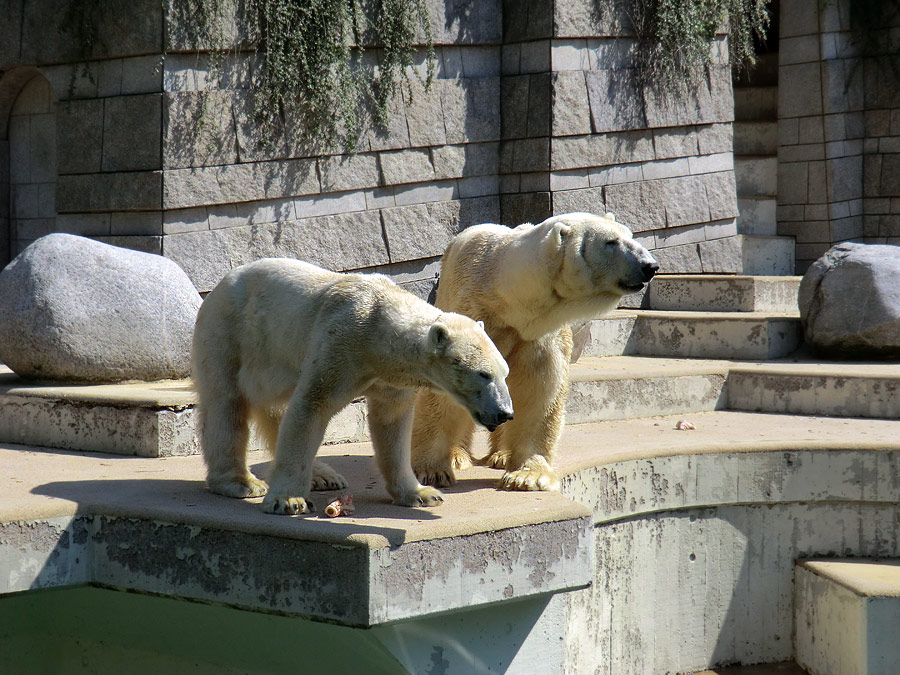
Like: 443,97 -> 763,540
192,258 -> 513,515
412,212 -> 659,492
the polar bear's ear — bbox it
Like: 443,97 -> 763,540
428,322 -> 451,352
476,320 -> 485,331
606,212 -> 616,221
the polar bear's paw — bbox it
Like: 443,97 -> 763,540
497,456 -> 560,492
311,461 -> 349,491
392,485 -> 445,508
209,474 -> 269,499
262,494 -> 314,515
481,450 -> 511,470
415,463 -> 456,488
450,447 -> 473,471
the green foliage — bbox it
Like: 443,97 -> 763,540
629,0 -> 771,88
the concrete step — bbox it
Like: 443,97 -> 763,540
741,234 -> 796,276
691,663 -> 808,675
737,196 -> 777,235
795,559 -> 900,675
629,310 -> 802,360
733,120 -> 778,155
647,275 -> 801,313
735,156 -> 778,197
728,361 -> 900,419
567,356 -> 728,424
734,86 -> 777,121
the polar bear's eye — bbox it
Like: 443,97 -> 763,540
478,371 -> 492,380
605,239 -> 618,247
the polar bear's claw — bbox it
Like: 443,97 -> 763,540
393,485 -> 444,507
209,475 -> 269,499
262,495 -> 314,515
310,462 -> 349,491
450,448 -> 473,471
416,468 -> 456,488
481,451 -> 510,470
498,466 -> 560,492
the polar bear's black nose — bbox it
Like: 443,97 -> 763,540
642,262 -> 660,282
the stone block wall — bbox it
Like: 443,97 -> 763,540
777,0 -> 900,272
2,0 -> 746,294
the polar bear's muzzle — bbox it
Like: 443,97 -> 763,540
476,381 -> 514,432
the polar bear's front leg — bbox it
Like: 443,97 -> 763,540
262,390 -> 337,515
368,388 -> 444,507
410,389 -> 475,487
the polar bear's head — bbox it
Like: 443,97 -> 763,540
425,313 -> 513,432
541,212 -> 659,301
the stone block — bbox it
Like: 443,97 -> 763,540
552,71 -> 592,137
554,0 -> 634,37
165,210 -> 390,292
382,196 -> 499,262
0,0 -> 22,63
294,191 -> 367,219
777,162 -> 809,205
111,211 -> 163,236
550,169 -> 589,190
699,236 -> 742,273
163,91 -> 237,169
465,142 -> 500,176
163,158 -> 319,210
503,0 -> 553,42
808,160 -> 828,203
55,213 -> 110,237
379,149 -> 435,185
404,79 -> 447,148
368,92 -> 411,152
56,99 -> 103,174
432,0 -> 502,43
527,73 -> 552,137
431,145 -> 466,180
551,130 -> 653,171
585,69 -> 645,133
102,94 -> 162,172
779,63 -> 823,117
552,186 -> 605,215
500,191 -> 550,226
393,180 -> 458,207
881,156 -> 900,197
641,158 -> 691,181
551,40 -> 590,71
588,164 -> 643,187
664,175 -> 711,227
58,172 -> 162,212
458,175 -> 500,199
520,172 -> 550,192
501,76 -> 530,139
689,152 -> 734,175
442,77 -> 501,144
500,137 -> 550,174
604,180 -> 666,231
828,155 -> 863,202
653,127 -> 700,160
652,241 -> 703,273
704,171 -> 739,221
319,153 -> 380,193
643,66 -> 733,128
780,35 -> 819,65
0,233 -> 200,381
780,0 -> 819,38
519,41 -> 550,74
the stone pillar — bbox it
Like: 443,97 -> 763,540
777,0 -> 871,273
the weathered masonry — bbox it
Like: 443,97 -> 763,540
1,0 -> 899,288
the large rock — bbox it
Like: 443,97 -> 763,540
798,242 -> 900,358
0,234 -> 202,381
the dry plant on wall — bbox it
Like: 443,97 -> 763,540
626,0 -> 771,89
66,0 -> 436,152
843,0 -> 900,85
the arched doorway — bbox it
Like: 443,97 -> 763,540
1,68 -> 57,266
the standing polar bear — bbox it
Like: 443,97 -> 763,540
192,258 -> 513,515
412,212 -> 659,491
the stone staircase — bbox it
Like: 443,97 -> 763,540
3,273 -> 900,673
733,51 -> 796,275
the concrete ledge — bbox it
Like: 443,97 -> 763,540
0,443 -> 592,626
795,559 -> 900,675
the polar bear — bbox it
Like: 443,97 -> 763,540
192,258 -> 513,515
412,212 -> 658,491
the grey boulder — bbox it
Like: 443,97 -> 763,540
0,233 -> 202,381
798,242 -> 900,358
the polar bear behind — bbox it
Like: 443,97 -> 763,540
192,258 -> 513,515
412,212 -> 658,492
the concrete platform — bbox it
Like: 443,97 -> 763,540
795,560 -> 900,675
